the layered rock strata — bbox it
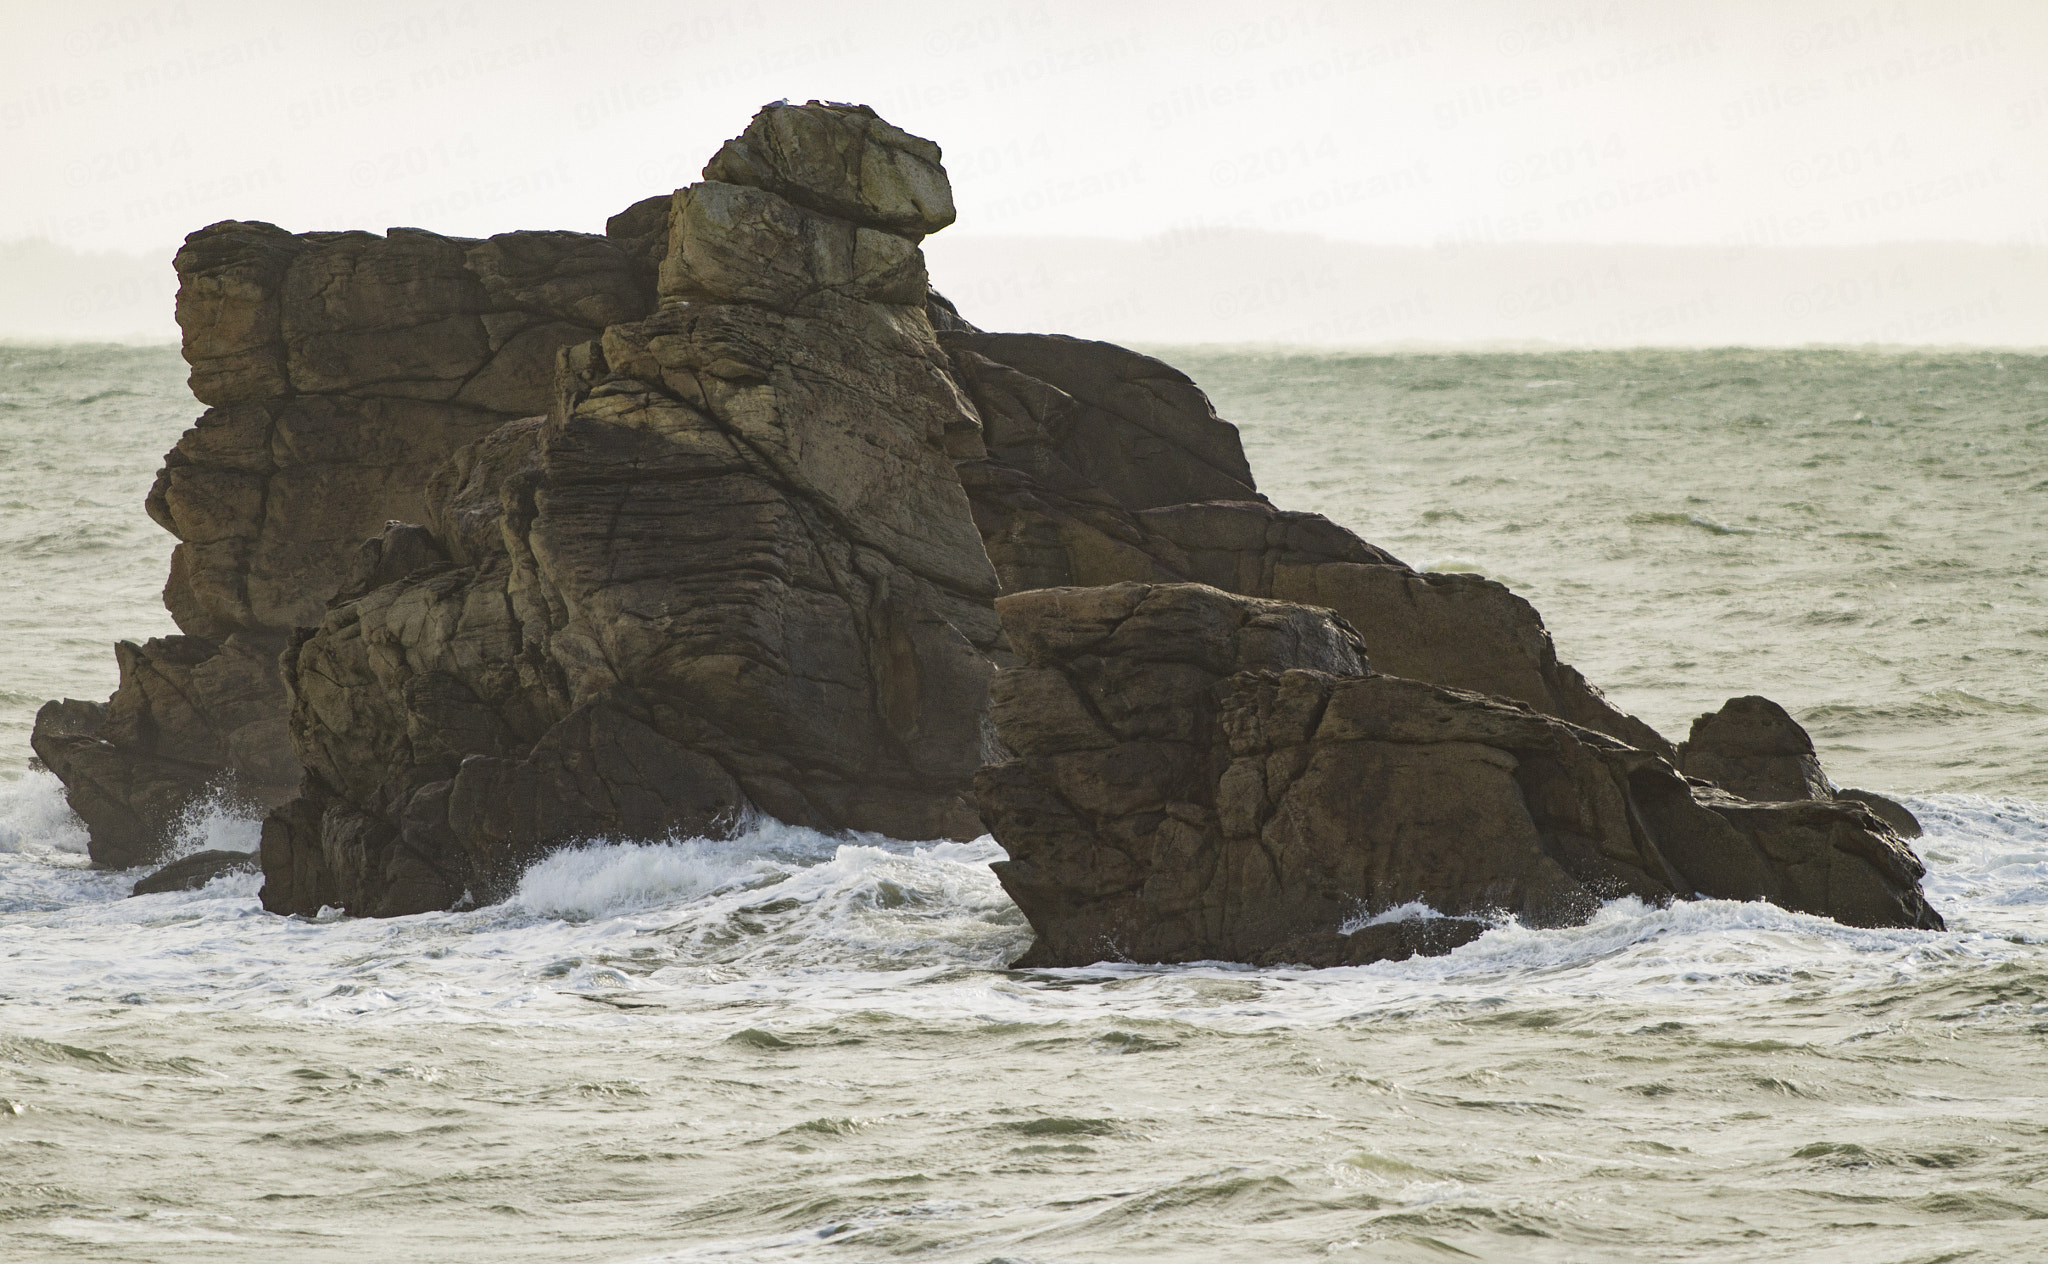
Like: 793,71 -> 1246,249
977,583 -> 1942,968
259,102 -> 1002,914
35,215 -> 657,868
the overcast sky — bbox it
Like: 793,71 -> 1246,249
5,0 -> 2044,256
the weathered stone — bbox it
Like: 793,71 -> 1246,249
31,632 -> 293,869
977,583 -> 1942,969
259,104 -> 1004,914
1269,562 -> 1673,758
704,100 -> 956,238
131,849 -> 258,895
659,182 -> 928,311
45,211 -> 659,869
1836,787 -> 1923,838
942,330 -> 1671,758
48,101 -> 1941,959
1677,696 -> 1833,801
1675,696 -> 1924,837
173,220 -> 306,406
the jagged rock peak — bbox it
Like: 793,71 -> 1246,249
703,101 -> 956,239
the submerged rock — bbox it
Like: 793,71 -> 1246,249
978,583 -> 1942,968
131,849 -> 259,895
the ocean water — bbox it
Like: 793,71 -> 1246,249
2,342 -> 2045,1262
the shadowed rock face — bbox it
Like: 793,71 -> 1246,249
978,583 -> 1942,968
34,215 -> 658,870
258,102 -> 1003,915
940,329 -> 1672,760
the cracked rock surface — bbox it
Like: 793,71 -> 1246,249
978,583 -> 1942,968
259,103 -> 1002,914
35,218 -> 655,868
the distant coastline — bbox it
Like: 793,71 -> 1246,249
10,231 -> 2048,350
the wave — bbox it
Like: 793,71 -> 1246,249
1627,510 -> 1763,535
0,771 -> 2042,1029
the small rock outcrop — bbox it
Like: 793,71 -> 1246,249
1679,696 -> 1922,836
130,849 -> 259,895
978,583 -> 1942,967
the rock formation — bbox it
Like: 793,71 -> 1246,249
1679,695 -> 1922,837
977,583 -> 1942,968
940,329 -> 1672,758
34,213 -> 657,869
259,102 -> 1002,915
33,100 -> 1942,968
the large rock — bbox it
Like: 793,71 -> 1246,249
36,215 -> 658,869
943,330 -> 1671,758
44,99 -> 1935,953
977,583 -> 1943,968
259,103 -> 1004,915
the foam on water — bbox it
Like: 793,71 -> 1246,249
6,782 -> 2042,1260
2,768 -> 2040,1038
6,345 -> 2046,1260
163,783 -> 264,858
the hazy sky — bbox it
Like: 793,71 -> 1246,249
5,1 -> 2044,254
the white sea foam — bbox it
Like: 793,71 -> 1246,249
0,772 -> 2038,1042
509,833 -> 804,922
0,768 -> 89,856
1340,900 -> 1452,933
163,785 -> 264,859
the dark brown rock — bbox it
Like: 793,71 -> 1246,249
47,99 -> 1938,953
259,104 -> 1004,915
1836,787 -> 1923,838
1677,695 -> 1833,802
941,331 -> 1671,759
704,101 -> 956,239
1675,696 -> 1924,837
31,634 -> 292,870
43,211 -> 659,869
130,849 -> 258,895
977,583 -> 1942,969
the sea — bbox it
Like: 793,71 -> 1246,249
1,341 -> 2044,1262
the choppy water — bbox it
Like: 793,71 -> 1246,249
2,343 -> 2045,1262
